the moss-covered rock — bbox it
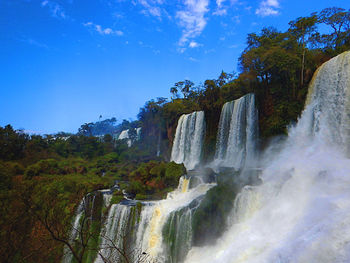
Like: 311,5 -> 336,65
192,170 -> 245,246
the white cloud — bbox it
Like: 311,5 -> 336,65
216,0 -> 226,7
213,0 -> 238,16
255,0 -> 280,17
41,0 -> 66,19
83,22 -> 124,36
189,56 -> 199,62
213,0 -> 226,15
266,0 -> 279,8
189,41 -> 202,48
213,8 -> 227,16
137,0 -> 164,18
176,0 -> 209,47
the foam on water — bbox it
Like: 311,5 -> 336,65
185,52 -> 350,263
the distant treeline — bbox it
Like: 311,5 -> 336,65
77,117 -> 141,137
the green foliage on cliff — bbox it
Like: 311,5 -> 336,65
0,124 -> 187,262
127,161 -> 186,199
191,171 -> 240,246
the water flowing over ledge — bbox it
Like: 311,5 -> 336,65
171,111 -> 205,170
184,51 -> 350,263
213,93 -> 258,170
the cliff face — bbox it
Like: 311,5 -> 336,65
167,125 -> 175,145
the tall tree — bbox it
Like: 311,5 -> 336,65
319,7 -> 350,48
288,13 -> 318,88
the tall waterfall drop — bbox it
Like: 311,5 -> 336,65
185,52 -> 350,263
213,93 -> 258,169
171,111 -> 205,170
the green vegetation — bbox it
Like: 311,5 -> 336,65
191,170 -> 240,246
0,125 -> 185,262
127,161 -> 186,199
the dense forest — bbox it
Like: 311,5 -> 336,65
1,7 -> 349,263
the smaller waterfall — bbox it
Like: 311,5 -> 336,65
157,130 -> 161,157
171,111 -> 205,170
93,176 -> 214,263
99,189 -> 113,207
117,127 -> 142,147
62,200 -> 85,263
162,198 -> 200,263
94,204 -> 135,263
132,177 -> 214,262
213,93 -> 258,169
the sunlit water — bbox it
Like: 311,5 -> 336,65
171,111 -> 205,170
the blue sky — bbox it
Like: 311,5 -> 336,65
1,0 -> 349,134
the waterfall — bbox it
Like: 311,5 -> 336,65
157,130 -> 161,157
213,93 -> 258,169
132,177 -> 213,262
94,204 -> 134,263
93,176 -> 214,263
185,52 -> 350,263
117,127 -> 142,147
62,199 -> 85,263
171,111 -> 205,170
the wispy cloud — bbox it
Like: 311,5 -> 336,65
255,0 -> 280,17
213,0 -> 227,15
204,48 -> 216,54
176,0 -> 209,47
189,56 -> 199,62
213,0 -> 238,16
83,22 -> 124,36
20,38 -> 49,49
233,15 -> 240,24
138,40 -> 160,54
228,44 -> 239,48
41,0 -> 67,19
137,0 -> 164,18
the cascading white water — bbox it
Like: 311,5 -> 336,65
171,111 -> 205,170
185,52 -> 350,263
132,177 -> 214,262
94,204 -> 133,263
94,176 -> 214,263
117,127 -> 142,147
213,93 -> 258,169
